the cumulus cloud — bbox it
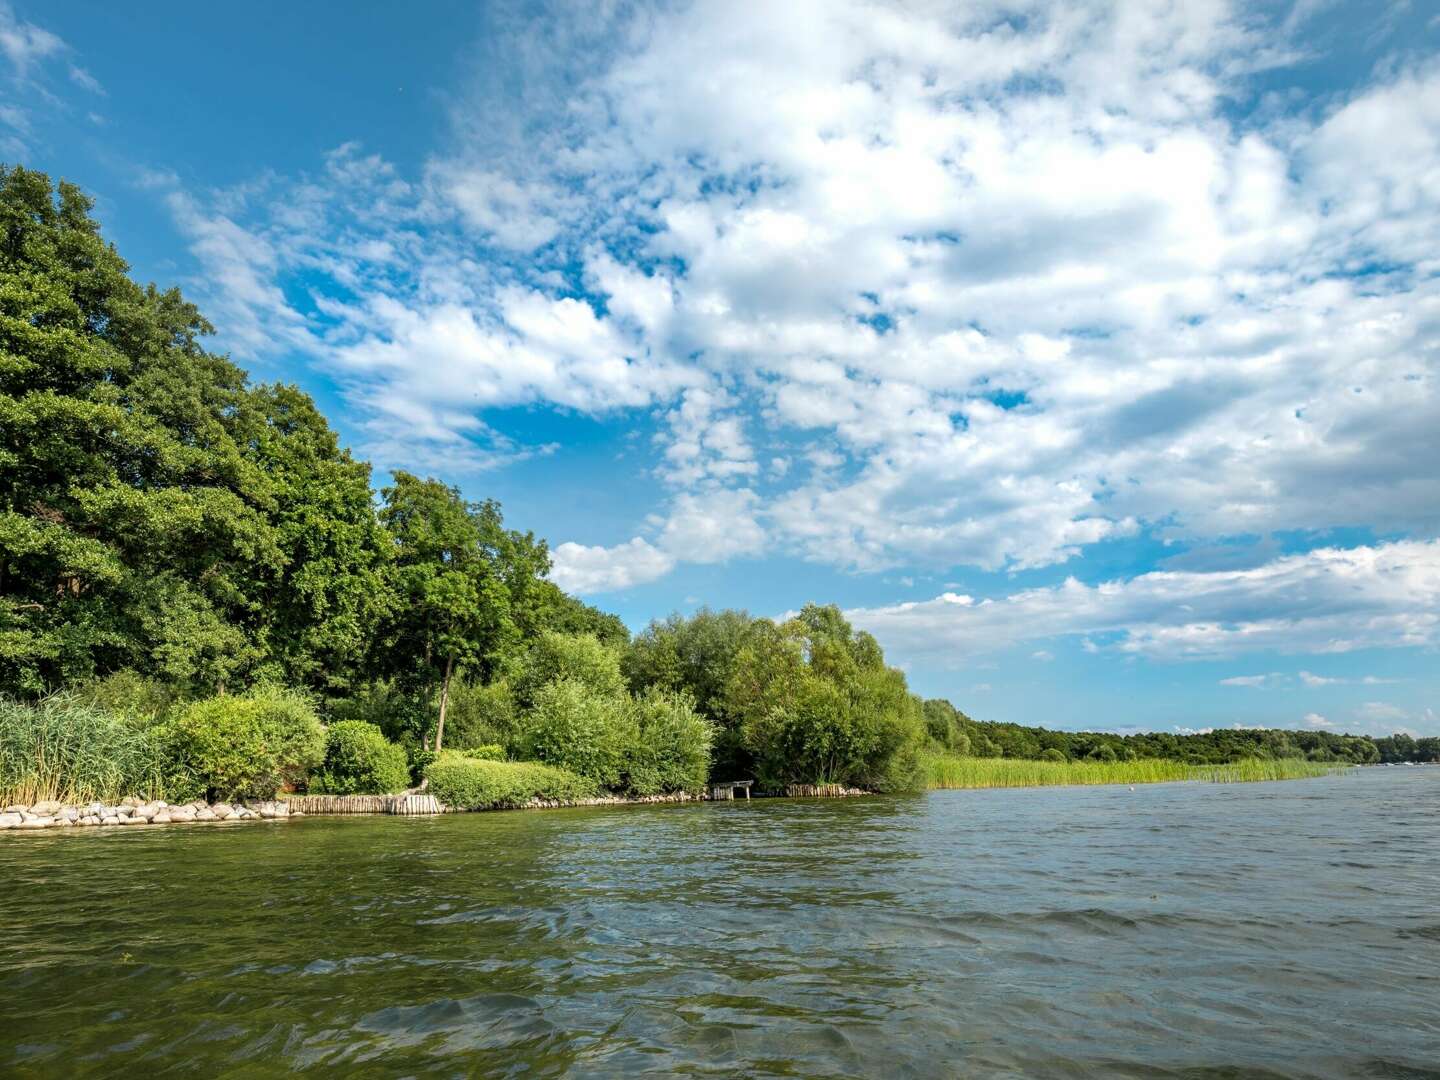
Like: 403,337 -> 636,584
845,539 -> 1440,663
549,537 -> 676,594
148,1 -> 1440,592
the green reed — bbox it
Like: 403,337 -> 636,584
0,696 -> 167,806
922,751 -> 1343,790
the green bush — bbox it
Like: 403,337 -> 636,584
71,671 -> 178,726
626,688 -> 714,794
513,676 -> 635,789
444,680 -> 519,750
424,753 -> 595,809
513,631 -> 626,709
311,720 -> 410,794
162,686 -> 325,801
0,695 -> 167,805
1040,748 -> 1067,762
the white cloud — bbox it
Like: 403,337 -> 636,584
1299,670 -> 1341,687
1303,712 -> 1333,728
549,537 -> 675,594
1220,674 -> 1278,688
0,3 -> 62,76
846,539 -> 1440,663
148,2 -> 1440,588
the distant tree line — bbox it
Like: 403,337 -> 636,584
920,699 -> 1437,765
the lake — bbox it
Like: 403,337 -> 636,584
3,768 -> 1437,1077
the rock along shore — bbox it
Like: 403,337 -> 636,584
0,797 -> 299,831
1,784 -> 872,833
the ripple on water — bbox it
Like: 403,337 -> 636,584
2,769 -> 1439,1077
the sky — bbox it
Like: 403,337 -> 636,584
4,0 -> 1438,737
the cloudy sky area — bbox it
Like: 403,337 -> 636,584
6,0 -> 1437,735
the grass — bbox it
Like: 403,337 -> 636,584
921,751 -> 1344,790
0,695 -> 167,806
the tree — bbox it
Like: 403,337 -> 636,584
376,473 -> 551,751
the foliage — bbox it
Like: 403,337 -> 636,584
311,720 -> 410,795
161,686 -> 325,801
71,669 -> 178,726
513,676 -> 635,790
923,698 -> 1392,766
626,687 -> 714,795
442,679 -> 519,750
724,604 -> 926,793
921,751 -> 1344,789
513,630 -> 626,709
0,695 -> 166,805
375,472 -> 553,751
424,752 -> 595,810
0,166 -> 387,698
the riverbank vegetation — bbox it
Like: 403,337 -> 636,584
922,751 -> 1344,790
0,165 -> 1427,815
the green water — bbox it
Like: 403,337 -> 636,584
3,768 -> 1438,1077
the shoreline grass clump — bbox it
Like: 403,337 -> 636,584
424,752 -> 596,810
0,696 -> 166,806
922,751 -> 1342,790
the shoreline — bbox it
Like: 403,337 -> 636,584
0,784 -> 875,833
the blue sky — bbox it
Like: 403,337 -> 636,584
5,0 -> 1438,736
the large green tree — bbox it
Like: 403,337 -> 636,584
0,166 -> 388,696
376,472 -> 551,750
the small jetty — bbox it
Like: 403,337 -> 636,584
709,780 -> 753,801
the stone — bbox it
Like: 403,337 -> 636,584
3,804 -> 25,814
31,800 -> 62,816
101,816 -> 120,826
121,814 -> 149,826
134,803 -> 159,820
60,807 -> 80,822
80,816 -> 99,826
168,806 -> 196,823
210,802 -> 233,819
19,817 -> 54,829
196,807 -> 216,822
122,796 -> 142,808
151,811 -> 172,825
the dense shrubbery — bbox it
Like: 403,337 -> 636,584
161,687 -> 326,802
311,720 -> 411,795
423,753 -> 595,809
626,688 -> 714,795
514,676 -> 635,789
0,696 -> 166,805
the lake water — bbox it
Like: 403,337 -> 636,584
3,768 -> 1438,1077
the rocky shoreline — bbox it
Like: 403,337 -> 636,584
1,784 -> 872,833
0,797 -> 300,830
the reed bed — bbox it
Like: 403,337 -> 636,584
0,696 -> 166,806
922,752 -> 1342,790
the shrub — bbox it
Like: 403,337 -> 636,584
513,676 -> 635,789
513,631 -> 626,709
626,688 -> 714,795
424,753 -> 595,810
1040,748 -> 1067,762
311,720 -> 410,794
0,695 -> 167,805
444,680 -> 519,750
71,671 -> 178,726
162,686 -> 325,801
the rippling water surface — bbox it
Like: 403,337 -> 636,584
4,768 -> 1439,1077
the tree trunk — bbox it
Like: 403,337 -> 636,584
435,655 -> 454,753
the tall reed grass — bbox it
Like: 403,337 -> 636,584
921,751 -> 1342,790
0,696 -> 166,806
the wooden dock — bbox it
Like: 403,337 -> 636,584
709,780 -> 753,800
